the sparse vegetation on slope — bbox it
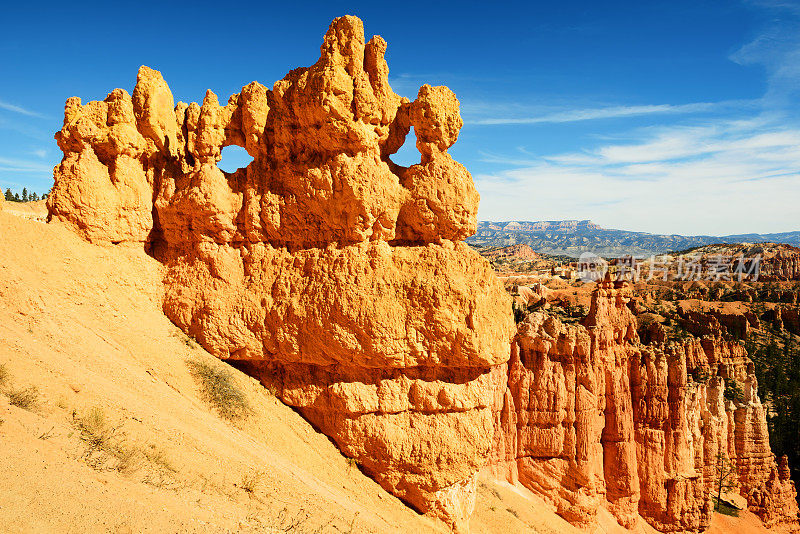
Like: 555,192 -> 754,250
187,359 -> 250,420
0,210 -> 446,533
0,363 -> 9,388
0,365 -> 41,411
73,406 -> 141,472
7,387 -> 40,411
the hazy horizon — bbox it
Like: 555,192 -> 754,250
475,218 -> 800,237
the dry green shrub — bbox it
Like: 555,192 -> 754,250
0,363 -> 8,388
72,407 -> 180,486
187,360 -> 250,420
274,507 -> 312,532
74,407 -> 117,448
142,444 -> 176,474
346,457 -> 359,471
1,365 -> 41,411
73,407 -> 141,473
8,387 -> 39,410
239,470 -> 265,496
141,445 -> 180,489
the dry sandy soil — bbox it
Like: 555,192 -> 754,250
1,199 -> 47,222
0,205 -> 776,533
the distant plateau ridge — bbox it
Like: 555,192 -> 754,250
467,219 -> 800,257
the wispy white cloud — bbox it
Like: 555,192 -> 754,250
0,116 -> 51,140
469,102 -> 732,125
475,116 -> 800,235
730,0 -> 800,105
554,126 -> 800,165
461,98 -> 762,126
472,1 -> 800,235
0,156 -> 53,173
0,99 -> 48,119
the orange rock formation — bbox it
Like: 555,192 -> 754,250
48,15 -> 514,531
47,15 -> 799,534
490,279 -> 799,532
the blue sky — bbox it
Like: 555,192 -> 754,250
1,0 -> 799,235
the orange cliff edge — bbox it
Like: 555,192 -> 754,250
45,15 -> 799,534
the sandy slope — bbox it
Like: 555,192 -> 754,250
0,208 -> 778,533
707,510 -> 772,534
0,211 -> 446,533
1,199 -> 46,221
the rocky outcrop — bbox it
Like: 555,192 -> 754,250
48,14 -> 799,534
767,306 -> 800,335
480,244 -> 541,262
677,305 -> 759,340
47,15 -> 514,531
489,279 -> 800,533
676,244 -> 800,282
49,19 -> 479,250
760,247 -> 800,281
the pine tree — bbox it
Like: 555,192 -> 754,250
3,188 -> 11,201
21,188 -> 28,202
751,330 -> 800,494
13,193 -> 20,202
713,452 -> 739,515
31,192 -> 39,201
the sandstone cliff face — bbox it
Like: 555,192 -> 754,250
677,305 -> 759,340
49,15 -> 798,534
768,306 -> 800,335
760,247 -> 800,281
489,279 -> 799,533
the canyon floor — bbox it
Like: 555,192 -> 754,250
0,207 -> 782,533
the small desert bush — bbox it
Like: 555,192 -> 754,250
187,360 -> 250,420
0,363 -> 9,388
274,507 -> 314,533
71,406 -> 181,486
8,387 -> 40,410
239,469 -> 265,496
345,456 -> 362,476
142,444 -> 176,473
73,406 -> 141,473
1,366 -> 41,411
74,407 -> 118,449
140,444 -> 180,488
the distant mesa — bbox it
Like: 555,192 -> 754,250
470,220 -> 800,257
483,219 -> 600,233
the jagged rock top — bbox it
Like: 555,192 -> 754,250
48,15 -> 479,250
